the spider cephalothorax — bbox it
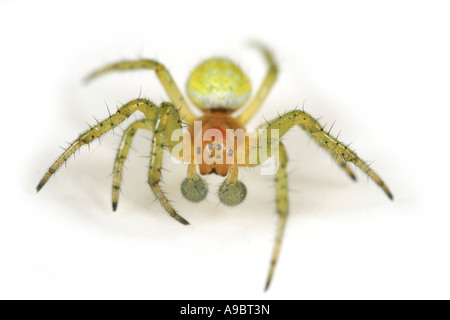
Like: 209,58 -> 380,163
37,44 -> 393,290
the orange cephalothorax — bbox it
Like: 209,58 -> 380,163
187,110 -> 246,176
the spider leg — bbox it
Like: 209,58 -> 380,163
240,111 -> 391,289
112,119 -> 153,211
85,59 -> 196,123
37,99 -> 158,192
265,142 -> 289,291
334,155 -> 357,181
261,110 -> 393,199
303,130 -> 357,181
237,43 -> 278,124
148,102 -> 189,225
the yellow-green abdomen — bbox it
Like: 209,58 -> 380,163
187,58 -> 251,111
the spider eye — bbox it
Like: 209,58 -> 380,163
218,180 -> 247,206
181,177 -> 208,202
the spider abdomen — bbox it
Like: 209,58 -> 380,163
186,58 -> 251,111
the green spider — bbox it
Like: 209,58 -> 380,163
37,44 -> 393,290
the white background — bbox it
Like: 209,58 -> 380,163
1,0 -> 449,299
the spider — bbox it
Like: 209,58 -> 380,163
37,44 -> 393,290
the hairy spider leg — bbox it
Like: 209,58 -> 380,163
232,137 -> 288,290
85,59 -> 196,123
260,110 -> 393,199
237,44 -> 278,124
148,102 -> 189,225
265,142 -> 289,291
37,99 -> 158,192
242,110 -> 393,289
303,129 -> 357,181
237,44 -> 356,181
333,153 -> 357,181
113,118 -> 153,211
37,99 -> 189,225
